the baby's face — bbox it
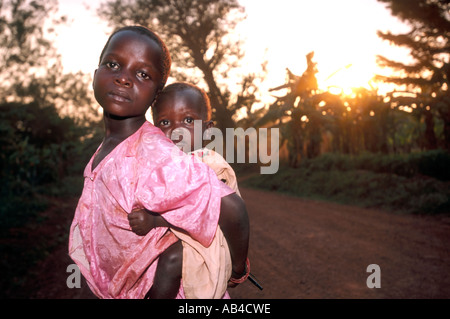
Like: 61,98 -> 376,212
153,90 -> 210,152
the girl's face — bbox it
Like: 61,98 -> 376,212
153,90 -> 213,152
93,30 -> 163,119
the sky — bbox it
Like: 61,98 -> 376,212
55,0 -> 411,103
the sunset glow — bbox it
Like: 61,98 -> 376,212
319,62 -> 376,94
55,0 -> 411,102
237,0 -> 410,101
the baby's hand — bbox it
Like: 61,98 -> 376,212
128,209 -> 155,236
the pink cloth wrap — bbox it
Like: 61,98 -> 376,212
68,122 -> 233,299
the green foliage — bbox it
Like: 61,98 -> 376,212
241,151 -> 450,215
0,101 -> 98,231
376,0 -> 450,150
0,0 -> 97,120
292,150 -> 450,181
1,0 -> 60,101
0,0 -> 100,232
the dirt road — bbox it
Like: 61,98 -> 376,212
229,188 -> 450,299
27,187 -> 450,299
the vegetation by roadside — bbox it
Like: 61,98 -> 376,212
236,150 -> 450,215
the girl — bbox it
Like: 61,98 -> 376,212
68,26 -> 249,299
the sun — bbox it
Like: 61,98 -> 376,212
316,58 -> 379,96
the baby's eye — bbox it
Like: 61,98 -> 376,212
106,62 -> 119,69
184,117 -> 194,124
137,71 -> 150,80
158,119 -> 170,126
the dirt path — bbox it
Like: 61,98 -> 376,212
26,187 -> 450,299
229,188 -> 450,299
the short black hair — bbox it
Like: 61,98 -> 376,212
153,82 -> 212,120
98,25 -> 171,89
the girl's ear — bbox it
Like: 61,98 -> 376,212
151,89 -> 162,107
205,120 -> 214,129
92,69 -> 98,89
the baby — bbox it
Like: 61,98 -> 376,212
129,82 -> 250,298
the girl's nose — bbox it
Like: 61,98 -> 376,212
114,72 -> 132,88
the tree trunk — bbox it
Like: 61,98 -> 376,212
191,50 -> 235,133
423,108 -> 438,150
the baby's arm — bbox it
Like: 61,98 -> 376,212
128,193 -> 250,285
128,209 -> 169,235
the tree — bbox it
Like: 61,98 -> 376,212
341,87 -> 390,154
376,0 -> 450,150
257,52 -> 321,166
1,0 -> 60,102
98,0 -> 264,132
0,0 -> 102,214
257,52 -> 396,164
0,0 -> 98,123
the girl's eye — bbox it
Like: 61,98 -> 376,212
106,62 -> 119,69
138,71 -> 150,80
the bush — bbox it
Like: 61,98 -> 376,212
416,150 -> 450,181
241,151 -> 450,215
297,150 -> 450,180
0,101 -> 96,230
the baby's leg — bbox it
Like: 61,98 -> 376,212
145,240 -> 183,299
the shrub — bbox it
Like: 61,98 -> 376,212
241,151 -> 450,215
0,101 -> 96,229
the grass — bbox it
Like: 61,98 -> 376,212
236,151 -> 450,215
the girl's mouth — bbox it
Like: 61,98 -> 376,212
108,90 -> 131,102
